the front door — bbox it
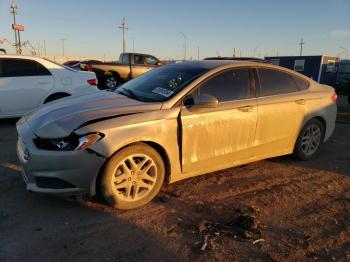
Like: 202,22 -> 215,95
131,55 -> 158,78
180,68 -> 257,175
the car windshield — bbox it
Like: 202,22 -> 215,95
116,64 -> 209,102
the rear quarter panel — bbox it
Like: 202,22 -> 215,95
303,82 -> 337,141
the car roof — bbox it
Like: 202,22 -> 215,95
0,54 -> 44,60
172,60 -> 267,70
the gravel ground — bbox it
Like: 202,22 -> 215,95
0,96 -> 349,262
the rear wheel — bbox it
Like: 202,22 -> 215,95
294,119 -> 325,160
100,143 -> 165,209
103,74 -> 121,90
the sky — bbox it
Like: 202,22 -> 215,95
0,0 -> 350,60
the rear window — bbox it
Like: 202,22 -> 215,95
121,54 -> 130,64
258,68 -> 299,96
0,58 -> 51,77
292,76 -> 309,90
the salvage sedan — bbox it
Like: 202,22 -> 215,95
17,60 -> 337,209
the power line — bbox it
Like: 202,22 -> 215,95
119,17 -> 128,53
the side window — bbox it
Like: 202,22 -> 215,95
198,69 -> 252,102
121,54 -> 130,64
1,58 -> 51,77
258,68 -> 298,96
292,75 -> 309,90
134,55 -> 145,65
145,56 -> 158,65
294,59 -> 305,72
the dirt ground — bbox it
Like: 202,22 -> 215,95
1,96 -> 350,262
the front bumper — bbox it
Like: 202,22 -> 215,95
17,137 -> 105,196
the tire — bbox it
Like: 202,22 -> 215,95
44,93 -> 70,103
100,143 -> 165,209
293,118 -> 325,161
103,74 -> 120,91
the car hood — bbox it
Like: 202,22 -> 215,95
18,91 -> 162,139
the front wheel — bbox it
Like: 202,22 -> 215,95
294,119 -> 325,161
100,143 -> 165,209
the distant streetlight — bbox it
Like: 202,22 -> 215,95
197,46 -> 200,60
132,37 -> 135,52
180,32 -> 187,61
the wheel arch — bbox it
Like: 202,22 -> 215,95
43,92 -> 71,104
93,140 -> 171,197
103,70 -> 121,79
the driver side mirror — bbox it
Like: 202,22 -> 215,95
184,94 -> 219,108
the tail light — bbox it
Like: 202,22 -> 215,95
87,79 -> 97,86
87,64 -> 93,72
331,92 -> 337,102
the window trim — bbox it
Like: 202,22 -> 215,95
255,66 -> 310,98
177,66 -> 257,107
0,58 -> 52,77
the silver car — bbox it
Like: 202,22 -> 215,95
17,60 -> 337,209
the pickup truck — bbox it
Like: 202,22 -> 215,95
80,53 -> 162,90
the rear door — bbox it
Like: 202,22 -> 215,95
0,58 -> 54,117
180,68 -> 258,174
254,67 -> 308,158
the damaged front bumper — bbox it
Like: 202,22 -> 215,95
16,135 -> 105,197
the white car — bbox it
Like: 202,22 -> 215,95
0,55 -> 99,118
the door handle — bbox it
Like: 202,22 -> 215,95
295,99 -> 306,105
238,105 -> 253,112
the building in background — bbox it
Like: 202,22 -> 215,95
265,55 -> 340,87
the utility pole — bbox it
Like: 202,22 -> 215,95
180,32 -> 187,61
197,46 -> 200,60
299,38 -> 305,56
119,17 -> 128,53
43,40 -> 47,56
60,38 -> 66,56
10,1 -> 18,54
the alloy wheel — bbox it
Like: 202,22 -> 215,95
112,154 -> 157,201
300,124 -> 322,156
105,76 -> 117,89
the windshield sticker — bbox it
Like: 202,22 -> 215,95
152,87 -> 174,97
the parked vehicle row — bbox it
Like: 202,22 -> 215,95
80,52 -> 162,90
0,55 -> 98,118
16,60 -> 337,209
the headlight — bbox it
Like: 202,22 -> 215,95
34,133 -> 103,151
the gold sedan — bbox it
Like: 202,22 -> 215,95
17,60 -> 337,209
